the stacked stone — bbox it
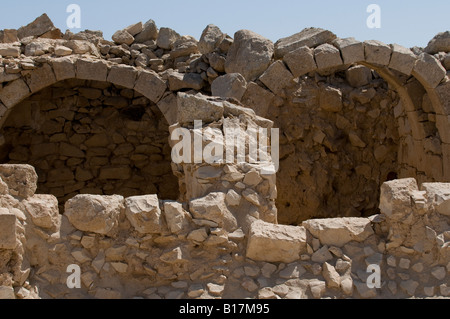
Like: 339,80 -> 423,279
1,79 -> 178,209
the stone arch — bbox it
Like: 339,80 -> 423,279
0,57 -> 170,127
0,58 -> 180,208
280,38 -> 449,182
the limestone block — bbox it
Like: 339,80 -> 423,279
389,44 -> 417,75
246,220 -> 307,263
283,46 -> 317,78
0,286 -> 15,299
198,24 -> 225,55
163,201 -> 190,234
274,27 -> 337,59
319,85 -> 343,112
314,44 -> 343,70
259,60 -> 294,95
64,194 -> 124,235
0,164 -> 37,198
170,36 -> 199,59
211,73 -> 247,101
168,71 -> 204,91
22,194 -> 60,229
0,44 -> 20,57
134,19 -> 158,43
177,92 -> 224,126
345,65 -> 372,87
51,57 -> 76,81
157,27 -> 181,50
364,40 -> 392,66
0,208 -> 17,250
125,22 -> 143,36
302,217 -> 374,247
333,37 -> 364,64
76,59 -> 108,82
189,192 -> 238,232
107,64 -> 137,89
0,79 -> 31,108
425,31 -> 450,54
134,70 -> 167,103
125,195 -> 164,234
17,13 -> 55,39
421,182 -> 450,216
225,29 -> 274,82
241,82 -> 275,118
412,53 -> 446,88
379,178 -> 418,219
25,63 -> 56,93
112,29 -> 134,45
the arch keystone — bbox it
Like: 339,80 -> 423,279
364,40 -> 392,66
334,38 -> 365,65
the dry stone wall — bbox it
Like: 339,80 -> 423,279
0,14 -> 449,299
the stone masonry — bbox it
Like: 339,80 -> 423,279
0,14 -> 449,299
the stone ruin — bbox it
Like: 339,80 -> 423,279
0,14 -> 448,299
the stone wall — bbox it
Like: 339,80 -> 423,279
0,165 -> 448,299
0,14 -> 449,299
0,79 -> 178,209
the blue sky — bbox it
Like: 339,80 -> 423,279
1,0 -> 448,48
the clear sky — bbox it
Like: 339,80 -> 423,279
1,0 -> 448,49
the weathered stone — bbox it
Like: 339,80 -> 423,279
400,280 -> 419,296
112,29 -> 134,45
55,45 -> 72,57
431,266 -> 446,280
170,36 -> 198,59
65,194 -> 124,235
168,71 -> 204,91
0,286 -> 15,299
279,263 -> 306,279
259,60 -> 293,95
275,28 -> 337,58
225,29 -> 274,82
225,189 -> 241,206
163,201 -> 190,234
0,29 -> 18,43
425,31 -> 450,54
134,70 -> 167,103
340,275 -> 353,296
157,27 -> 181,50
107,64 -> 137,89
364,40 -> 392,66
125,22 -> 143,37
0,44 -> 20,57
348,131 -> 366,148
198,24 -> 225,55
319,85 -> 343,112
76,59 -> 108,82
177,92 -> 224,126
314,44 -> 343,70
412,53 -> 446,88
389,44 -> 417,75
379,178 -> 418,219
309,279 -> 326,299
157,93 -> 178,125
189,192 -> 237,232
302,217 -> 374,247
0,164 -> 37,198
17,14 -> 55,39
125,195 -> 163,234
187,228 -> 208,243
0,79 -> 31,108
283,45 -> 317,78
311,246 -> 333,263
134,19 -> 158,43
333,37 -> 364,64
51,57 -> 76,81
23,195 -> 59,229
26,63 -> 56,93
421,182 -> 450,216
211,73 -> 247,101
346,65 -> 372,87
246,220 -> 307,263
322,262 -> 341,289
0,208 -> 16,249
